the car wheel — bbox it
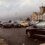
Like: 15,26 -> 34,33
26,32 -> 31,38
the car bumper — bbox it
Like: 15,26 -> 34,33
33,34 -> 45,39
26,28 -> 45,39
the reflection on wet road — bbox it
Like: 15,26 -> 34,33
0,28 -> 45,45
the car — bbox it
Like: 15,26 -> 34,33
0,21 -> 3,27
2,21 -> 14,28
13,21 -> 21,28
19,21 -> 29,27
30,21 -> 39,26
26,21 -> 45,39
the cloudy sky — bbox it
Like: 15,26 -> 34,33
0,0 -> 45,19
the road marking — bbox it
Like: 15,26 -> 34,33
40,43 -> 45,45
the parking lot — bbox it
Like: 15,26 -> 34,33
0,28 -> 45,45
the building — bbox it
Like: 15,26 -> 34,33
40,6 -> 45,14
31,12 -> 38,21
31,6 -> 45,21
40,6 -> 45,20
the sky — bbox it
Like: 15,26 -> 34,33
0,0 -> 45,20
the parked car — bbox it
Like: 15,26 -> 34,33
2,21 -> 14,28
13,21 -> 21,28
26,21 -> 45,39
19,21 -> 29,27
30,21 -> 39,26
0,21 -> 3,27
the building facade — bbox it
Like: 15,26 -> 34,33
31,12 -> 38,21
31,6 -> 45,21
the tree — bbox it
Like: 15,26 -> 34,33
26,17 -> 30,21
9,20 -> 12,23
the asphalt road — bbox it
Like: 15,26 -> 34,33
0,28 -> 45,45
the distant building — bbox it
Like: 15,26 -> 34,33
31,12 -> 38,21
43,13 -> 45,20
40,6 -> 45,14
31,6 -> 45,21
40,6 -> 45,20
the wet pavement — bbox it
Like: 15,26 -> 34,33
0,28 -> 45,45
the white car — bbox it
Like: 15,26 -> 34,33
20,21 -> 29,27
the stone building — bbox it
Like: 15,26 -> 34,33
31,12 -> 38,21
31,6 -> 45,21
40,6 -> 45,20
40,6 -> 45,14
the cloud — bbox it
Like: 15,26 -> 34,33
0,0 -> 44,19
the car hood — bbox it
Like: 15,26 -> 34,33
26,21 -> 45,29
35,21 -> 45,28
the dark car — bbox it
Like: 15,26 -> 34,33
2,22 -> 14,28
0,22 -> 3,27
13,21 -> 21,28
26,21 -> 45,39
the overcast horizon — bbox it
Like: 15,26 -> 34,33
0,0 -> 45,21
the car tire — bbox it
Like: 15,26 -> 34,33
26,31 -> 31,38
